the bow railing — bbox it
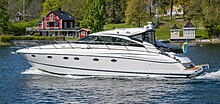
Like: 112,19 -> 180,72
11,40 -> 160,53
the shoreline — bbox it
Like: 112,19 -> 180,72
168,39 -> 220,44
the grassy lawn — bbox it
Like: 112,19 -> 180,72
156,16 -> 209,40
104,16 -> 209,40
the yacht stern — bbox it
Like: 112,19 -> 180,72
187,64 -> 209,78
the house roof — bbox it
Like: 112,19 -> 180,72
15,11 -> 22,16
52,10 -> 75,20
184,21 -> 195,28
43,8 -> 75,21
171,24 -> 180,29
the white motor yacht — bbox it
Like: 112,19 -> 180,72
16,22 -> 208,78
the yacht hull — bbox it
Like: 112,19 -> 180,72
28,61 -> 204,78
18,48 -> 204,78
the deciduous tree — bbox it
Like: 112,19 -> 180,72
61,0 -> 88,27
186,0 -> 220,37
0,0 -> 10,34
105,0 -> 127,23
40,0 -> 64,18
125,0 -> 149,27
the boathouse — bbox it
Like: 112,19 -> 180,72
170,21 -> 196,41
183,21 -> 196,39
170,24 -> 181,39
38,8 -> 85,37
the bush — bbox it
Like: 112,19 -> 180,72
33,32 -> 40,36
6,20 -> 39,36
0,35 -> 63,43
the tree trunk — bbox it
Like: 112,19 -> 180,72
170,0 -> 173,20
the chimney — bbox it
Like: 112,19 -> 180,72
58,8 -> 61,12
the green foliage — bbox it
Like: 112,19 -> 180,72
186,0 -> 220,37
85,0 -> 106,32
125,0 -> 149,27
105,0 -> 127,23
6,20 -> 38,36
156,16 -> 208,40
61,0 -> 88,23
2,0 -> 217,39
0,0 -> 10,34
104,23 -> 136,30
7,0 -> 43,21
40,0 -> 64,18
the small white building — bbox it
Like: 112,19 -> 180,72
183,21 -> 196,39
170,24 -> 181,39
166,5 -> 184,16
15,11 -> 23,22
170,21 -> 196,41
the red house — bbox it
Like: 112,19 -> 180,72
38,8 -> 80,37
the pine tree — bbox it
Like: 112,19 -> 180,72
86,0 -> 106,32
0,0 -> 10,34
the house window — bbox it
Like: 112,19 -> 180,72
70,22 -> 73,28
54,22 -> 58,28
81,31 -> 85,35
64,22 -> 67,28
50,14 -> 53,20
46,22 -> 49,28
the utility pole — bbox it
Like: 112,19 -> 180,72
150,0 -> 152,17
155,3 -> 159,26
22,0 -> 25,21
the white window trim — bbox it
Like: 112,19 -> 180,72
46,22 -> 49,29
50,14 -> 53,21
54,22 -> 58,29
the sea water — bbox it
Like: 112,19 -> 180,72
0,44 -> 220,103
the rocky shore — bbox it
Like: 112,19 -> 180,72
196,39 -> 220,44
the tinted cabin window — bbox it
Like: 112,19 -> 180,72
79,36 -> 98,41
130,34 -> 143,42
78,36 -> 143,47
112,37 -> 143,47
130,31 -> 155,45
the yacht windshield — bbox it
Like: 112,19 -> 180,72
78,35 -> 144,47
130,31 -> 156,45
